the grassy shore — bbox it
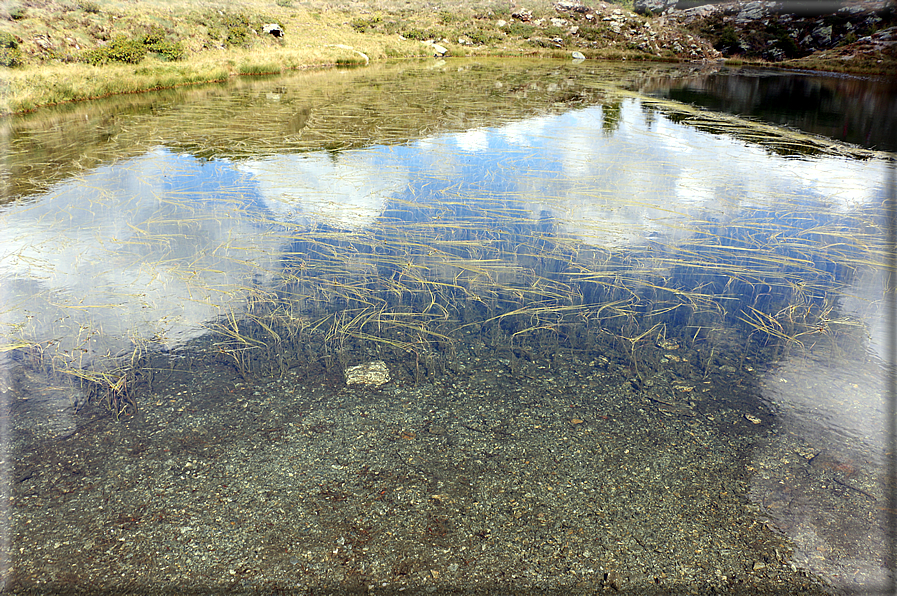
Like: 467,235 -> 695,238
0,0 -> 713,115
0,0 -> 595,114
1,0 -> 892,115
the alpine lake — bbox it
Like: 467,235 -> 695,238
1,58 -> 895,595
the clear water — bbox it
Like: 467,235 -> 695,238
0,59 -> 892,593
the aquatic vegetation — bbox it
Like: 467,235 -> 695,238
1,60 -> 891,596
0,60 -> 889,418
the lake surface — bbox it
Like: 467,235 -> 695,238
0,59 -> 893,594
626,64 -> 897,153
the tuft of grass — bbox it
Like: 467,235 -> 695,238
237,61 -> 282,75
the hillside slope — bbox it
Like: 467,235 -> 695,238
0,0 -> 893,114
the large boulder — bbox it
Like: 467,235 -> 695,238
734,1 -> 772,23
422,39 -> 448,56
634,0 -> 678,15
262,23 -> 284,38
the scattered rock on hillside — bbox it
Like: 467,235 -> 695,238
422,39 -> 448,56
666,0 -> 896,62
634,0 -> 679,16
263,24 -> 284,38
787,23 -> 897,70
554,1 -> 723,60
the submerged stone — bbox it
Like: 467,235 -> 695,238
345,361 -> 391,387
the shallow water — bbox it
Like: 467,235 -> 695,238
0,59 -> 893,594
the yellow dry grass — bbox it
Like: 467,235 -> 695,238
1,0 -> 642,114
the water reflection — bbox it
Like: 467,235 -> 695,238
239,149 -> 407,230
0,60 -> 892,592
0,148 -> 285,411
628,65 -> 897,152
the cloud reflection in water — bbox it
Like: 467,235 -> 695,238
238,149 -> 407,231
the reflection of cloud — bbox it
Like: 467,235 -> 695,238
0,148 -> 282,370
455,129 -> 490,153
754,352 -> 888,588
761,265 -> 889,455
497,115 -> 552,148
779,156 -> 886,208
748,263 -> 889,590
239,150 -> 406,230
434,99 -> 888,249
675,167 -> 717,204
653,117 -> 695,155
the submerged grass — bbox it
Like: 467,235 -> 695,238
0,61 -> 889,417
11,197 -> 884,415
195,185 -> 887,391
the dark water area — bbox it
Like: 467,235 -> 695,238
626,64 -> 897,152
0,59 -> 893,594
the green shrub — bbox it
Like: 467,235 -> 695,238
0,31 -> 18,48
463,29 -> 500,45
775,32 -> 799,58
439,11 -> 463,25
80,1 -> 100,14
382,20 -> 403,35
222,13 -> 255,47
838,31 -> 858,46
9,5 -> 26,20
148,38 -> 185,61
142,25 -> 166,46
82,34 -> 147,65
140,26 -> 186,60
485,4 -> 511,18
226,24 -> 251,46
576,25 -> 607,41
400,28 -> 429,40
350,16 -> 382,33
275,0 -> 293,6
506,22 -> 535,37
0,46 -> 23,67
349,18 -> 370,32
714,25 -> 739,54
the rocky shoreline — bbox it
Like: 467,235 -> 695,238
493,0 -> 896,72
